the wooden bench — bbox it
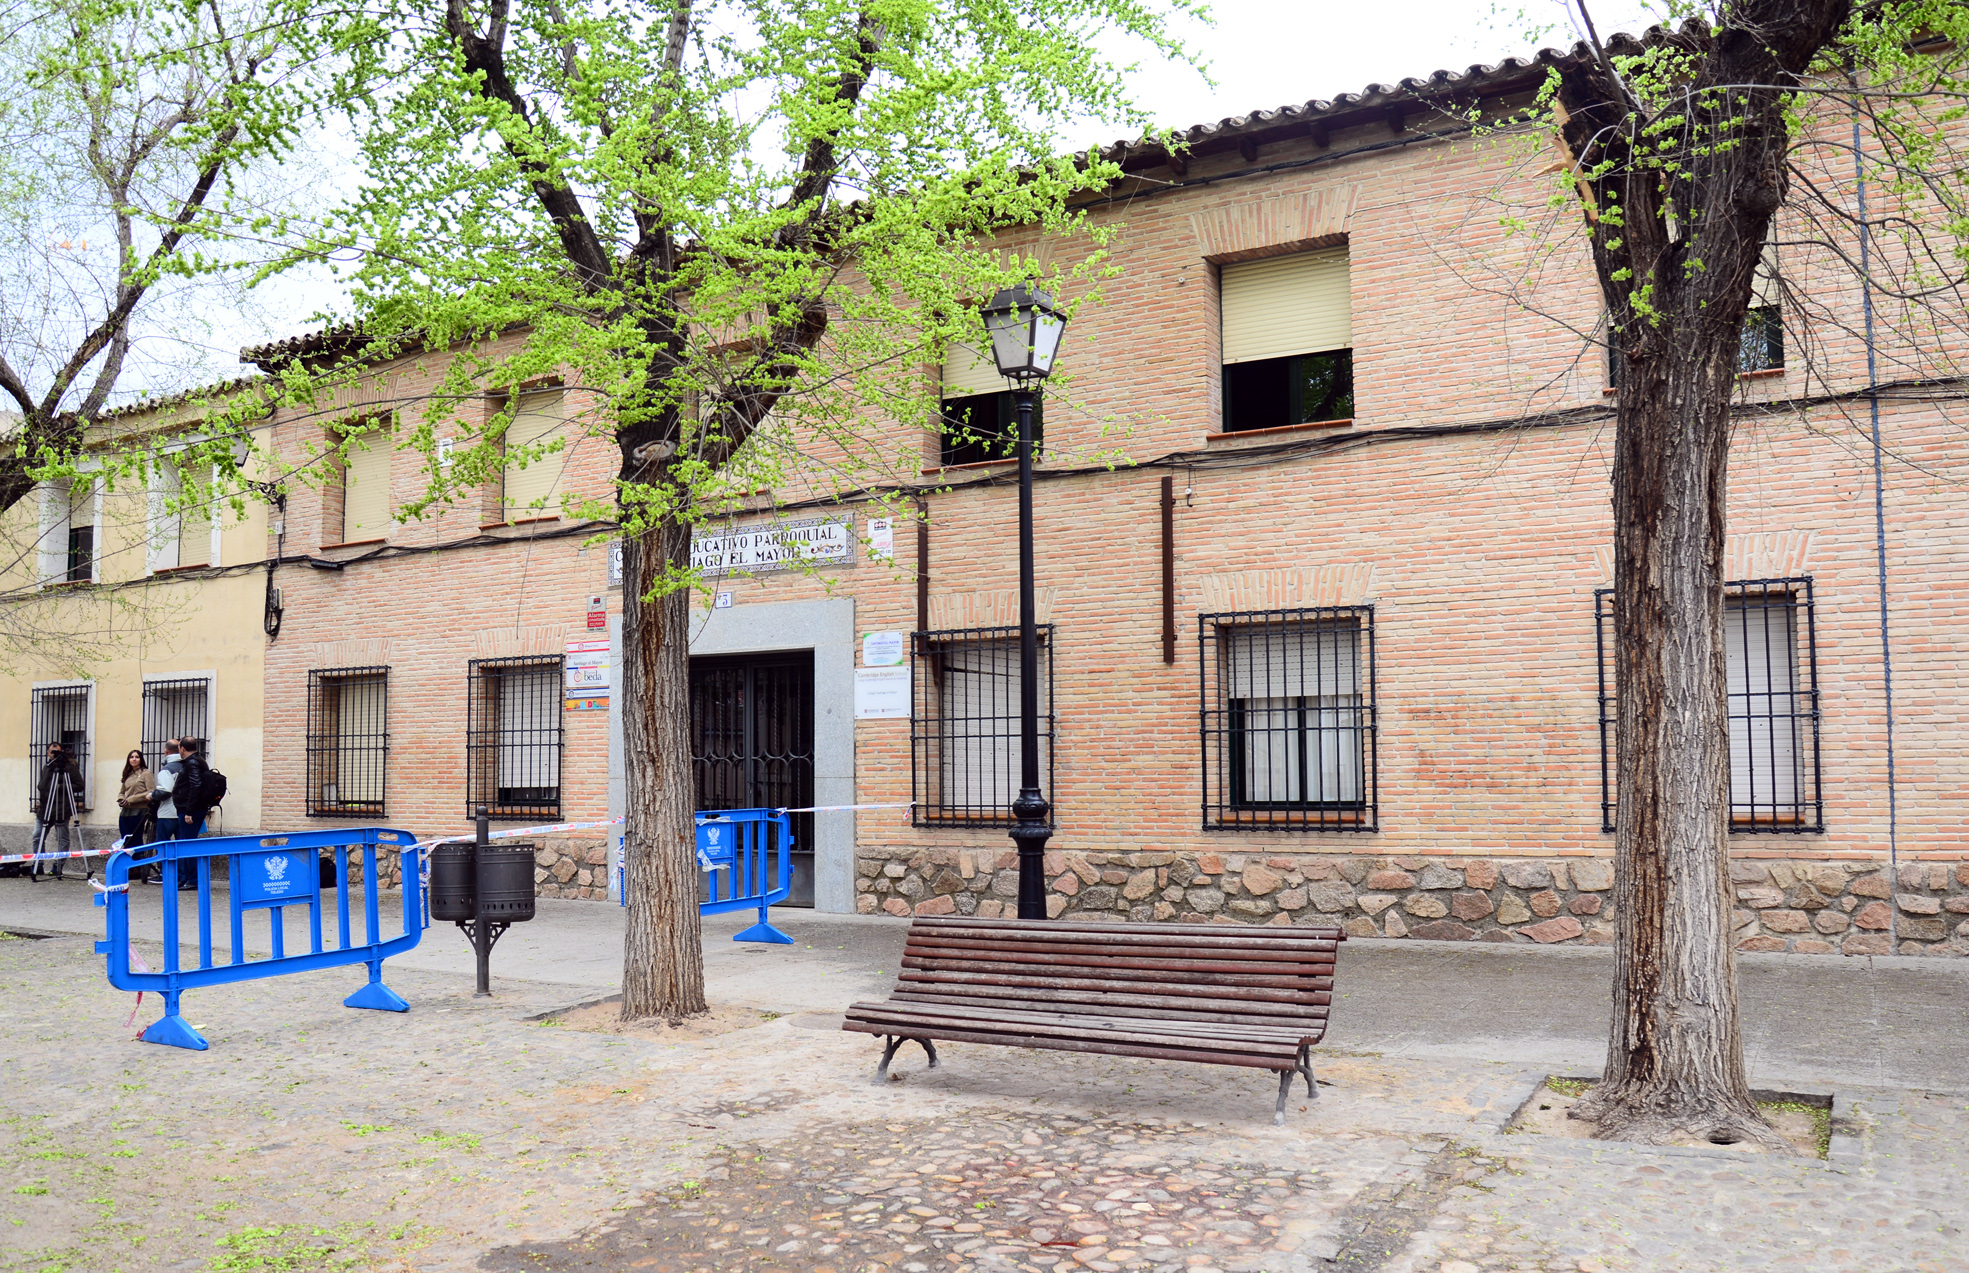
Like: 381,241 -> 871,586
843,916 -> 1345,1124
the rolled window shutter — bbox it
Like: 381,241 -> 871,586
1221,248 -> 1352,365
502,388 -> 567,518
178,461 -> 211,567
342,433 -> 393,539
941,343 -> 1004,398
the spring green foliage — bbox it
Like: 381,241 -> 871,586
1497,3 -> 1969,359
220,0 -> 1202,590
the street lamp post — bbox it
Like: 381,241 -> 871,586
980,284 -> 1068,920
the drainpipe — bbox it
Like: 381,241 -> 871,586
1854,98 -> 1900,948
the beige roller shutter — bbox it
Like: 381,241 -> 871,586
341,430 -> 393,540
177,460 -> 212,567
1221,247 -> 1351,365
502,388 -> 567,519
941,343 -> 1004,397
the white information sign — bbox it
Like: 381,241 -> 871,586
854,666 -> 911,719
862,630 -> 905,667
565,638 -> 611,704
691,516 -> 855,577
867,517 -> 894,561
607,540 -> 624,586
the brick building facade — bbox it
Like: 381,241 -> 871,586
242,56 -> 1969,954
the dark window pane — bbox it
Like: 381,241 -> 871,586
1293,350 -> 1354,423
66,524 -> 93,582
1740,305 -> 1784,371
1223,351 -> 1353,432
939,391 -> 1040,466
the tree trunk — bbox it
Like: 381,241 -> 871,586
618,516 -> 708,1021
1579,344 -> 1778,1147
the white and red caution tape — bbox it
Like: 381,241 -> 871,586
774,802 -> 915,814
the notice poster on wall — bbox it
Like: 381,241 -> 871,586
565,638 -> 610,710
854,666 -> 911,719
867,517 -> 894,561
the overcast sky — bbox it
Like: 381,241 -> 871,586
1093,0 -> 1658,145
188,0 -> 1664,393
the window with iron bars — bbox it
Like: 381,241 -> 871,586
307,667 -> 390,817
910,626 -> 1054,827
1595,579 -> 1823,832
1200,607 -> 1377,832
466,656 -> 564,819
28,684 -> 91,814
142,676 -> 210,773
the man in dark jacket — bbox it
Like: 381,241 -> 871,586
30,743 -> 81,882
174,737 -> 210,838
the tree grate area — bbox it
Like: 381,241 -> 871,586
478,1112 -> 1335,1272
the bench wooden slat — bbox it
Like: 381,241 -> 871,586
842,1014 -> 1303,1070
860,1000 -> 1325,1043
897,987 -> 1331,1023
905,920 -> 1338,952
907,935 -> 1340,966
904,944 -> 1336,978
902,957 -> 1325,990
899,968 -> 1327,1003
912,917 -> 1343,945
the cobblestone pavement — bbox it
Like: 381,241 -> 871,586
2,928 -> 1966,1273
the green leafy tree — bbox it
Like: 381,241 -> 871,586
0,0 -> 317,512
1528,0 -> 1969,1144
279,0 -> 1197,1020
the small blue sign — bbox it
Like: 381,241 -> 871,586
234,848 -> 318,907
696,820 -> 735,869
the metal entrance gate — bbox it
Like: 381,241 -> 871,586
690,652 -> 815,906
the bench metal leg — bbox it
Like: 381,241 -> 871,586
1299,1045 -> 1318,1099
1274,1069 -> 1293,1125
873,1035 -> 938,1085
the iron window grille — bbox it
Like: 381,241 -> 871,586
28,685 -> 91,813
1595,579 -> 1822,833
466,655 -> 564,819
306,667 -> 390,817
142,676 -> 211,773
911,625 -> 1055,827
1201,607 -> 1377,832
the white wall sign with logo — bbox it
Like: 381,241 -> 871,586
607,540 -> 624,586
867,517 -> 894,561
691,516 -> 855,577
565,637 -> 610,709
862,630 -> 904,667
853,666 -> 911,719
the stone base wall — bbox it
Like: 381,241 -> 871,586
530,836 -> 613,900
854,849 -> 1969,956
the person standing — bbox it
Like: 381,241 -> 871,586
30,743 -> 81,882
116,749 -> 156,881
174,737 -> 211,838
149,740 -> 191,889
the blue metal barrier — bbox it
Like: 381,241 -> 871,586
96,828 -> 426,1050
695,808 -> 793,944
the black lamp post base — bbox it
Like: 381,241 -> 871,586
1011,787 -> 1052,920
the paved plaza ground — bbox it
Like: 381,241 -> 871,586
0,877 -> 1965,1273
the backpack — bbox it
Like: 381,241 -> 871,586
202,768 -> 229,810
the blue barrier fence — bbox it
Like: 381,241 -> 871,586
693,808 -> 793,944
96,828 -> 426,1050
